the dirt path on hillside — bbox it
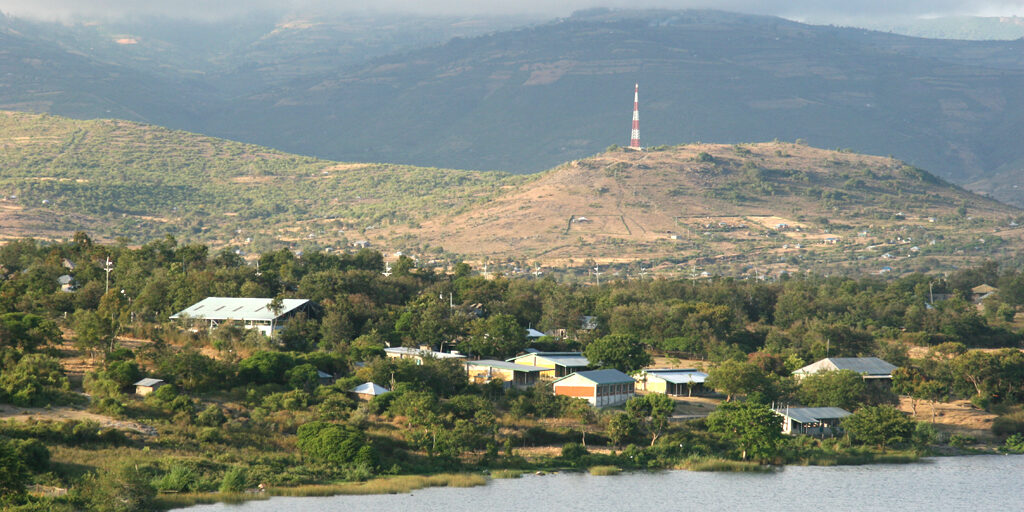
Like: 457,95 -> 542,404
0,403 -> 157,435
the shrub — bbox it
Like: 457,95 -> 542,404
196,405 -> 227,427
219,466 -> 248,493
151,464 -> 199,493
588,465 -> 621,476
992,411 -> 1024,436
561,442 -> 588,461
1003,433 -> 1024,453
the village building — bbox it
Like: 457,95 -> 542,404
793,357 -> 897,381
317,370 -> 335,386
971,284 -> 998,304
773,406 -> 851,436
57,274 -> 75,292
384,346 -> 466,365
506,351 -> 590,379
465,360 -> 546,389
552,369 -> 635,407
133,378 -> 166,396
170,297 -> 313,337
350,382 -> 390,401
635,368 -> 708,396
525,328 -> 546,340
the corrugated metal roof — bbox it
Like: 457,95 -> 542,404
170,297 -> 310,322
384,347 -> 466,359
351,382 -> 390,395
526,328 -> 546,338
467,360 -> 546,372
554,369 -> 635,385
134,378 -> 164,387
643,369 -> 708,384
774,407 -> 851,424
509,352 -> 590,367
793,357 -> 897,377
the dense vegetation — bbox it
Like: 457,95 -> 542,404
0,111 -> 520,250
1,235 -> 1023,509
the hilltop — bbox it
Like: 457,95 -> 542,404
399,142 -> 1024,276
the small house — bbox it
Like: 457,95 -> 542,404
525,328 -> 546,340
57,274 -> 75,292
507,351 -> 590,379
169,297 -> 313,337
134,378 -> 166,396
465,360 -> 546,389
350,382 -> 390,401
636,368 -> 708,396
971,284 -> 998,304
793,357 -> 897,382
553,369 -> 635,407
384,346 -> 466,365
773,406 -> 851,436
317,370 -> 335,386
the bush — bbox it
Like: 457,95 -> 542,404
14,438 -> 50,472
992,411 -> 1024,436
561,442 -> 588,461
196,405 -> 227,427
948,434 -> 976,448
219,466 -> 248,493
151,464 -> 199,493
1003,433 -> 1024,453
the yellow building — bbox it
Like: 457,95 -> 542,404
636,369 -> 708,396
506,352 -> 590,379
465,360 -> 546,390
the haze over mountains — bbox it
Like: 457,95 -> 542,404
3,8 -> 1024,208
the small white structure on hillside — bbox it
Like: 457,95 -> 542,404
384,346 -> 465,365
134,378 -> 166,396
350,382 -> 390,401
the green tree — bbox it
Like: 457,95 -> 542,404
0,353 -> 70,406
607,412 -> 637,448
796,370 -> 867,410
466,314 -> 527,359
705,360 -> 770,402
0,438 -> 29,502
841,405 -> 914,450
0,312 -> 61,351
625,393 -> 676,445
584,333 -> 651,373
706,401 -> 783,462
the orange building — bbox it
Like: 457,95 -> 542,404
552,369 -> 635,407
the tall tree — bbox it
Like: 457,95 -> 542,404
584,333 -> 651,373
706,401 -> 783,462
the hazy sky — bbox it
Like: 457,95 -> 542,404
1,0 -> 1023,21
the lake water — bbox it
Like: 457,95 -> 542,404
179,455 -> 1024,512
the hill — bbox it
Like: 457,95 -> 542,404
397,142 -> 1024,277
2,111 -> 1021,277
6,10 -> 1024,207
0,110 -> 517,251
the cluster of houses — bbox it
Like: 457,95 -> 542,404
158,297 -> 899,436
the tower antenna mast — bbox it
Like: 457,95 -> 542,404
629,83 -> 641,150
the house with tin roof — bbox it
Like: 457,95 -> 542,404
507,351 -> 590,379
384,346 -> 466,365
636,368 -> 709,396
350,382 -> 390,401
465,360 -> 546,389
792,357 -> 897,381
133,378 -> 166,396
170,297 -> 313,337
773,406 -> 852,436
553,369 -> 635,407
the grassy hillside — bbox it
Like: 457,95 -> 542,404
400,142 -> 1024,277
2,111 -> 1022,277
0,111 -> 519,251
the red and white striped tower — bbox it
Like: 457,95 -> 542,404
629,83 -> 641,150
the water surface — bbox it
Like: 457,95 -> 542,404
180,455 -> 1024,512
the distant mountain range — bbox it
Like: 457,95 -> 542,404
3,9 -> 1024,208
2,110 -> 1022,277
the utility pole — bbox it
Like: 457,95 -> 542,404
382,261 -> 392,277
103,256 -> 113,294
592,265 -> 603,286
